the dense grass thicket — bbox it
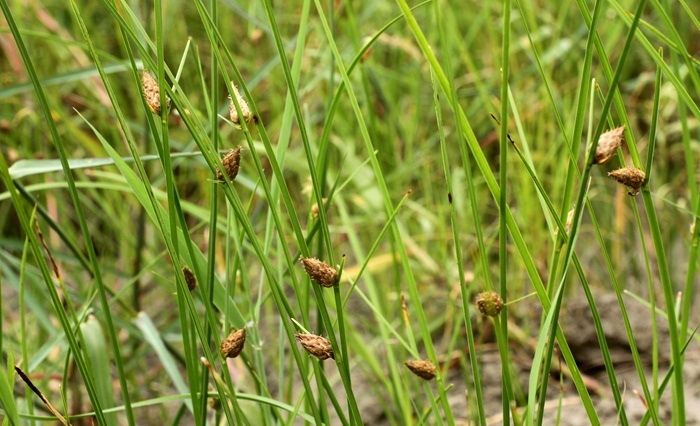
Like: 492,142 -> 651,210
1,0 -> 700,425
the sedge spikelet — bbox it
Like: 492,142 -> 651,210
229,83 -> 258,128
594,126 -> 625,164
301,257 -> 337,288
296,333 -> 334,360
609,167 -> 646,196
476,291 -> 504,317
220,327 -> 246,358
217,147 -> 242,182
404,360 -> 437,381
141,71 -> 170,115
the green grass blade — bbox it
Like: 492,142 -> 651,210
526,283 -> 562,426
429,4 -> 487,422
498,2 -> 516,424
0,354 -> 19,426
8,152 -> 201,180
80,316 -> 118,426
133,313 -> 194,413
0,62 -> 137,99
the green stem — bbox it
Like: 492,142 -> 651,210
498,2 -> 516,423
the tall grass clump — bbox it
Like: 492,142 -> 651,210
1,0 -> 699,425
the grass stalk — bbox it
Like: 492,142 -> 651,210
430,4 -> 487,422
197,0 -> 220,421
498,2 -> 516,423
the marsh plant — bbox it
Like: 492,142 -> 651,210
1,1 -> 699,425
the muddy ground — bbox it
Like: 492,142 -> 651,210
350,293 -> 700,425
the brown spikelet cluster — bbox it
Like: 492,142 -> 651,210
594,126 -> 625,164
609,167 -> 646,196
220,327 -> 246,358
476,291 -> 504,317
182,266 -> 197,291
217,147 -> 242,182
141,71 -> 170,115
404,359 -> 437,381
296,333 -> 334,360
229,84 -> 258,128
301,257 -> 338,288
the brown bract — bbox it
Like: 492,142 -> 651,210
609,167 -> 646,196
296,333 -> 334,360
220,327 -> 246,358
404,359 -> 437,381
301,257 -> 337,288
594,126 -> 625,164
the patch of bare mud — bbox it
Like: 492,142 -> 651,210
352,293 -> 700,425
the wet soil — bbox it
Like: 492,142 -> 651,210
352,293 -> 700,425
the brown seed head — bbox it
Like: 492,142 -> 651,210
404,359 -> 437,381
141,71 -> 170,115
220,327 -> 246,358
182,266 -> 197,291
229,84 -> 257,128
594,126 -> 625,164
608,167 -> 646,196
217,147 -> 242,182
476,291 -> 504,317
296,333 -> 334,360
301,257 -> 338,288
